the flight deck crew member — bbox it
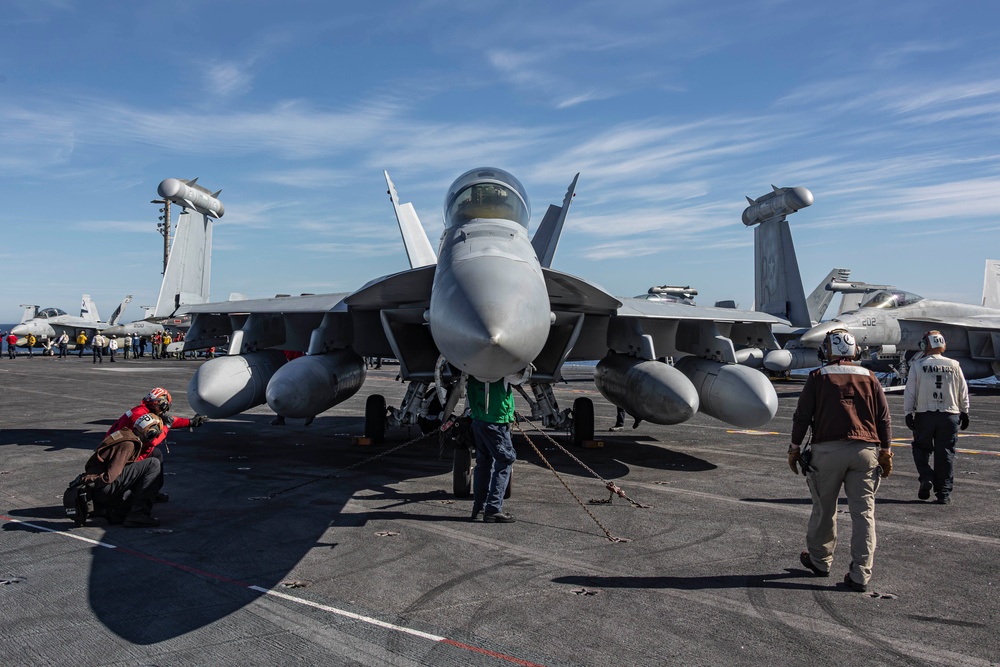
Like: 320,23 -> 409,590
76,331 -> 87,357
57,332 -> 69,359
122,333 -> 131,359
106,387 -> 207,502
467,368 -> 530,523
78,413 -> 165,527
108,335 -> 118,362
26,333 -> 35,357
903,330 -> 970,505
789,329 -> 892,593
4,332 -> 15,359
91,332 -> 105,364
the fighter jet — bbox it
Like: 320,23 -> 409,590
798,280 -> 1000,381
183,168 -> 787,493
11,294 -> 130,347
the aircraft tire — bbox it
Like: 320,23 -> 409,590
453,446 -> 473,498
365,394 -> 387,444
571,397 -> 594,446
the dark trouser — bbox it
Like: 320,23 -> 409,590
58,343 -> 68,358
7,345 -> 14,359
472,420 -> 516,515
95,457 -> 163,518
109,348 -> 116,362
912,412 -> 959,499
78,345 -> 85,357
93,346 -> 102,363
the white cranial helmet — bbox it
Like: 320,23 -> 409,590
823,328 -> 858,361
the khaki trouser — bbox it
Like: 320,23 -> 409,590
805,440 -> 880,585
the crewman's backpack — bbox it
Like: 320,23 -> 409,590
62,475 -> 95,527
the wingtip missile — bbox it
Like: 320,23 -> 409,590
742,186 -> 813,226
158,177 -> 225,218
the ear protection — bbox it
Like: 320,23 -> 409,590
919,330 -> 946,352
821,328 -> 860,361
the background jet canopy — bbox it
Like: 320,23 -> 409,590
861,290 -> 923,309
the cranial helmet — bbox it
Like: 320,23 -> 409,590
919,330 -> 947,353
822,328 -> 859,361
133,413 -> 163,442
142,387 -> 172,414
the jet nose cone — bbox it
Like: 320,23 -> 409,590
430,256 -> 550,381
799,320 -> 841,347
11,324 -> 27,337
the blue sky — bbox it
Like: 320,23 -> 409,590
2,0 -> 999,324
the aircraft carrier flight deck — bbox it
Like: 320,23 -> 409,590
2,357 -> 998,666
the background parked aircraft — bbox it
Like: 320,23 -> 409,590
800,261 -> 1000,381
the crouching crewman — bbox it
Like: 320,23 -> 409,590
68,413 -> 166,527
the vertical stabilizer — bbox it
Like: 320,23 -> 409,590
805,268 -> 850,324
80,294 -> 100,322
753,218 -> 810,327
109,295 -> 133,326
531,173 -> 579,268
385,171 -> 437,268
983,259 -> 1000,308
153,209 -> 213,318
19,305 -> 38,323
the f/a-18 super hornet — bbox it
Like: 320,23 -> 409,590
182,168 -> 786,492
11,294 -> 130,347
799,259 -> 1000,381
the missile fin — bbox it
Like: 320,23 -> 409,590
211,189 -> 222,197
187,177 -> 200,186
745,196 -> 755,205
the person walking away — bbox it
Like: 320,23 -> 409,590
903,330 -> 970,505
76,331 -> 87,358
108,335 -> 118,362
57,332 -> 69,359
92,333 -> 104,364
5,331 -> 16,359
122,333 -> 131,360
467,367 -> 531,523
788,329 -> 892,593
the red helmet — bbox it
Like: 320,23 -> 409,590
142,387 -> 172,414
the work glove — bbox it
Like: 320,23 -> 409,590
959,412 -> 970,431
877,448 -> 893,478
161,414 -> 175,427
905,414 -> 915,431
191,414 -> 208,427
788,447 -> 802,475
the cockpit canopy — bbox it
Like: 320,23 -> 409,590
443,167 -> 530,229
860,290 -> 923,309
36,308 -> 67,319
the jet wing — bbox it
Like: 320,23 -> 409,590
185,293 -> 351,314
184,293 -> 354,356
